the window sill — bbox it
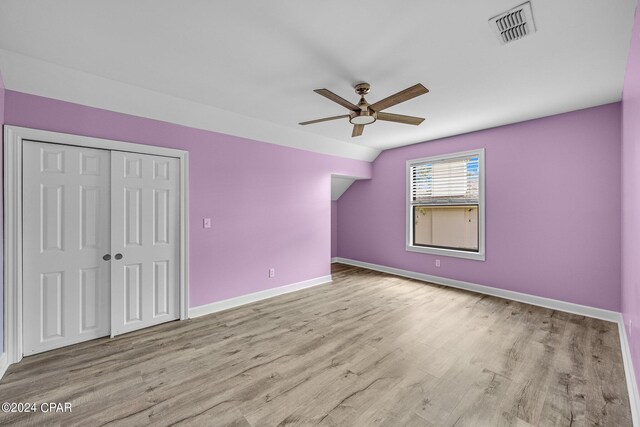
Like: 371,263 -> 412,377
406,245 -> 485,261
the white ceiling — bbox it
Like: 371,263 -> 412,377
0,0 -> 636,161
331,176 -> 358,201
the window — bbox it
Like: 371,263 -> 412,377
406,149 -> 485,261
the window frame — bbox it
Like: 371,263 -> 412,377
405,148 -> 485,261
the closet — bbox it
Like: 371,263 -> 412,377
22,140 -> 181,355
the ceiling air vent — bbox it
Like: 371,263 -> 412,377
489,2 -> 536,45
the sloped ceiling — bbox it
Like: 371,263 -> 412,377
0,0 -> 636,161
331,176 -> 357,201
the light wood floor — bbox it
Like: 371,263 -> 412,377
0,264 -> 632,426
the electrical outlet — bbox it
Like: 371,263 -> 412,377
269,268 -> 275,278
435,259 -> 441,267
203,218 -> 212,229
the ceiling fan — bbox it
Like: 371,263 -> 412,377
299,82 -> 429,137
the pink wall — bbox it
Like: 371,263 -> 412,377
4,90 -> 372,308
337,103 -> 622,311
331,201 -> 338,258
622,4 -> 640,395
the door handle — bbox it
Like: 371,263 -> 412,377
114,253 -> 123,260
103,254 -> 111,261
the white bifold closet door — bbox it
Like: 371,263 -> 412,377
23,141 -> 111,355
110,151 -> 180,337
22,141 -> 180,356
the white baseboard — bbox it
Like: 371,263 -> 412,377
331,257 -> 339,263
188,275 -> 332,318
619,317 -> 640,426
0,353 -> 8,382
333,258 -> 619,322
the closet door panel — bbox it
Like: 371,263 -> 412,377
111,151 -> 180,336
23,141 -> 111,355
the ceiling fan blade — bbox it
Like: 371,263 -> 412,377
369,83 -> 429,112
376,112 -> 425,126
299,114 -> 350,125
352,124 -> 364,137
314,89 -> 360,111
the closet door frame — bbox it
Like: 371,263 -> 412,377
4,125 -> 190,366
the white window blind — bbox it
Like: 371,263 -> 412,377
410,154 -> 480,205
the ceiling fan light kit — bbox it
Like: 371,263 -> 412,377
349,111 -> 376,125
299,82 -> 429,137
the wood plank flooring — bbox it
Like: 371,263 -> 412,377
0,264 -> 632,426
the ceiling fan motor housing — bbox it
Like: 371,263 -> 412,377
349,91 -> 376,125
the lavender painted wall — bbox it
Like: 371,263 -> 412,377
4,90 -> 371,308
0,71 -> 5,353
338,103 -> 622,311
331,201 -> 338,258
622,4 -> 640,394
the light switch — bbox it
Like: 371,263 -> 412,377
203,218 -> 212,229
